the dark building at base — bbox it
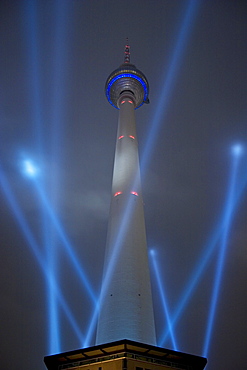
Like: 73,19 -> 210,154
44,339 -> 207,370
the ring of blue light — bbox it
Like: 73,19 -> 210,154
106,73 -> 149,109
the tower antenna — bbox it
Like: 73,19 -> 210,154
124,37 -> 130,63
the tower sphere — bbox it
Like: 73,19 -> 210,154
105,63 -> 149,109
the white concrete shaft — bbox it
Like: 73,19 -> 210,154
96,96 -> 156,345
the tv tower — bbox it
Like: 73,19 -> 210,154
96,40 -> 156,346
44,42 -> 207,370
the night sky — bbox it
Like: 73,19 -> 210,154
0,1 -> 246,369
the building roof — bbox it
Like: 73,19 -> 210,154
44,339 -> 207,370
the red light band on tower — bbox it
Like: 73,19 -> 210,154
131,191 -> 139,196
129,135 -> 135,139
118,135 -> 124,140
114,191 -> 122,197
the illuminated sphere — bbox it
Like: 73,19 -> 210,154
105,63 -> 149,109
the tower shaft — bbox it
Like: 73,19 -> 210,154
96,94 -> 156,345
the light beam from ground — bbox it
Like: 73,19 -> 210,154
19,154 -> 98,348
202,144 -> 244,357
140,0 -> 201,173
0,166 -> 84,346
31,178 -> 97,305
22,0 -> 60,352
48,0 -> 72,353
149,249 -> 178,350
158,144 -> 247,347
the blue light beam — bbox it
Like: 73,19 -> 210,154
31,178 -> 97,305
158,144 -> 247,347
48,1 -> 73,351
150,249 -> 178,350
23,0 -> 44,153
141,0 -> 201,173
23,0 -> 60,352
0,166 -> 84,346
202,144 -> 243,357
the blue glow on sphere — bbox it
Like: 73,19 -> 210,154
106,73 -> 148,109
